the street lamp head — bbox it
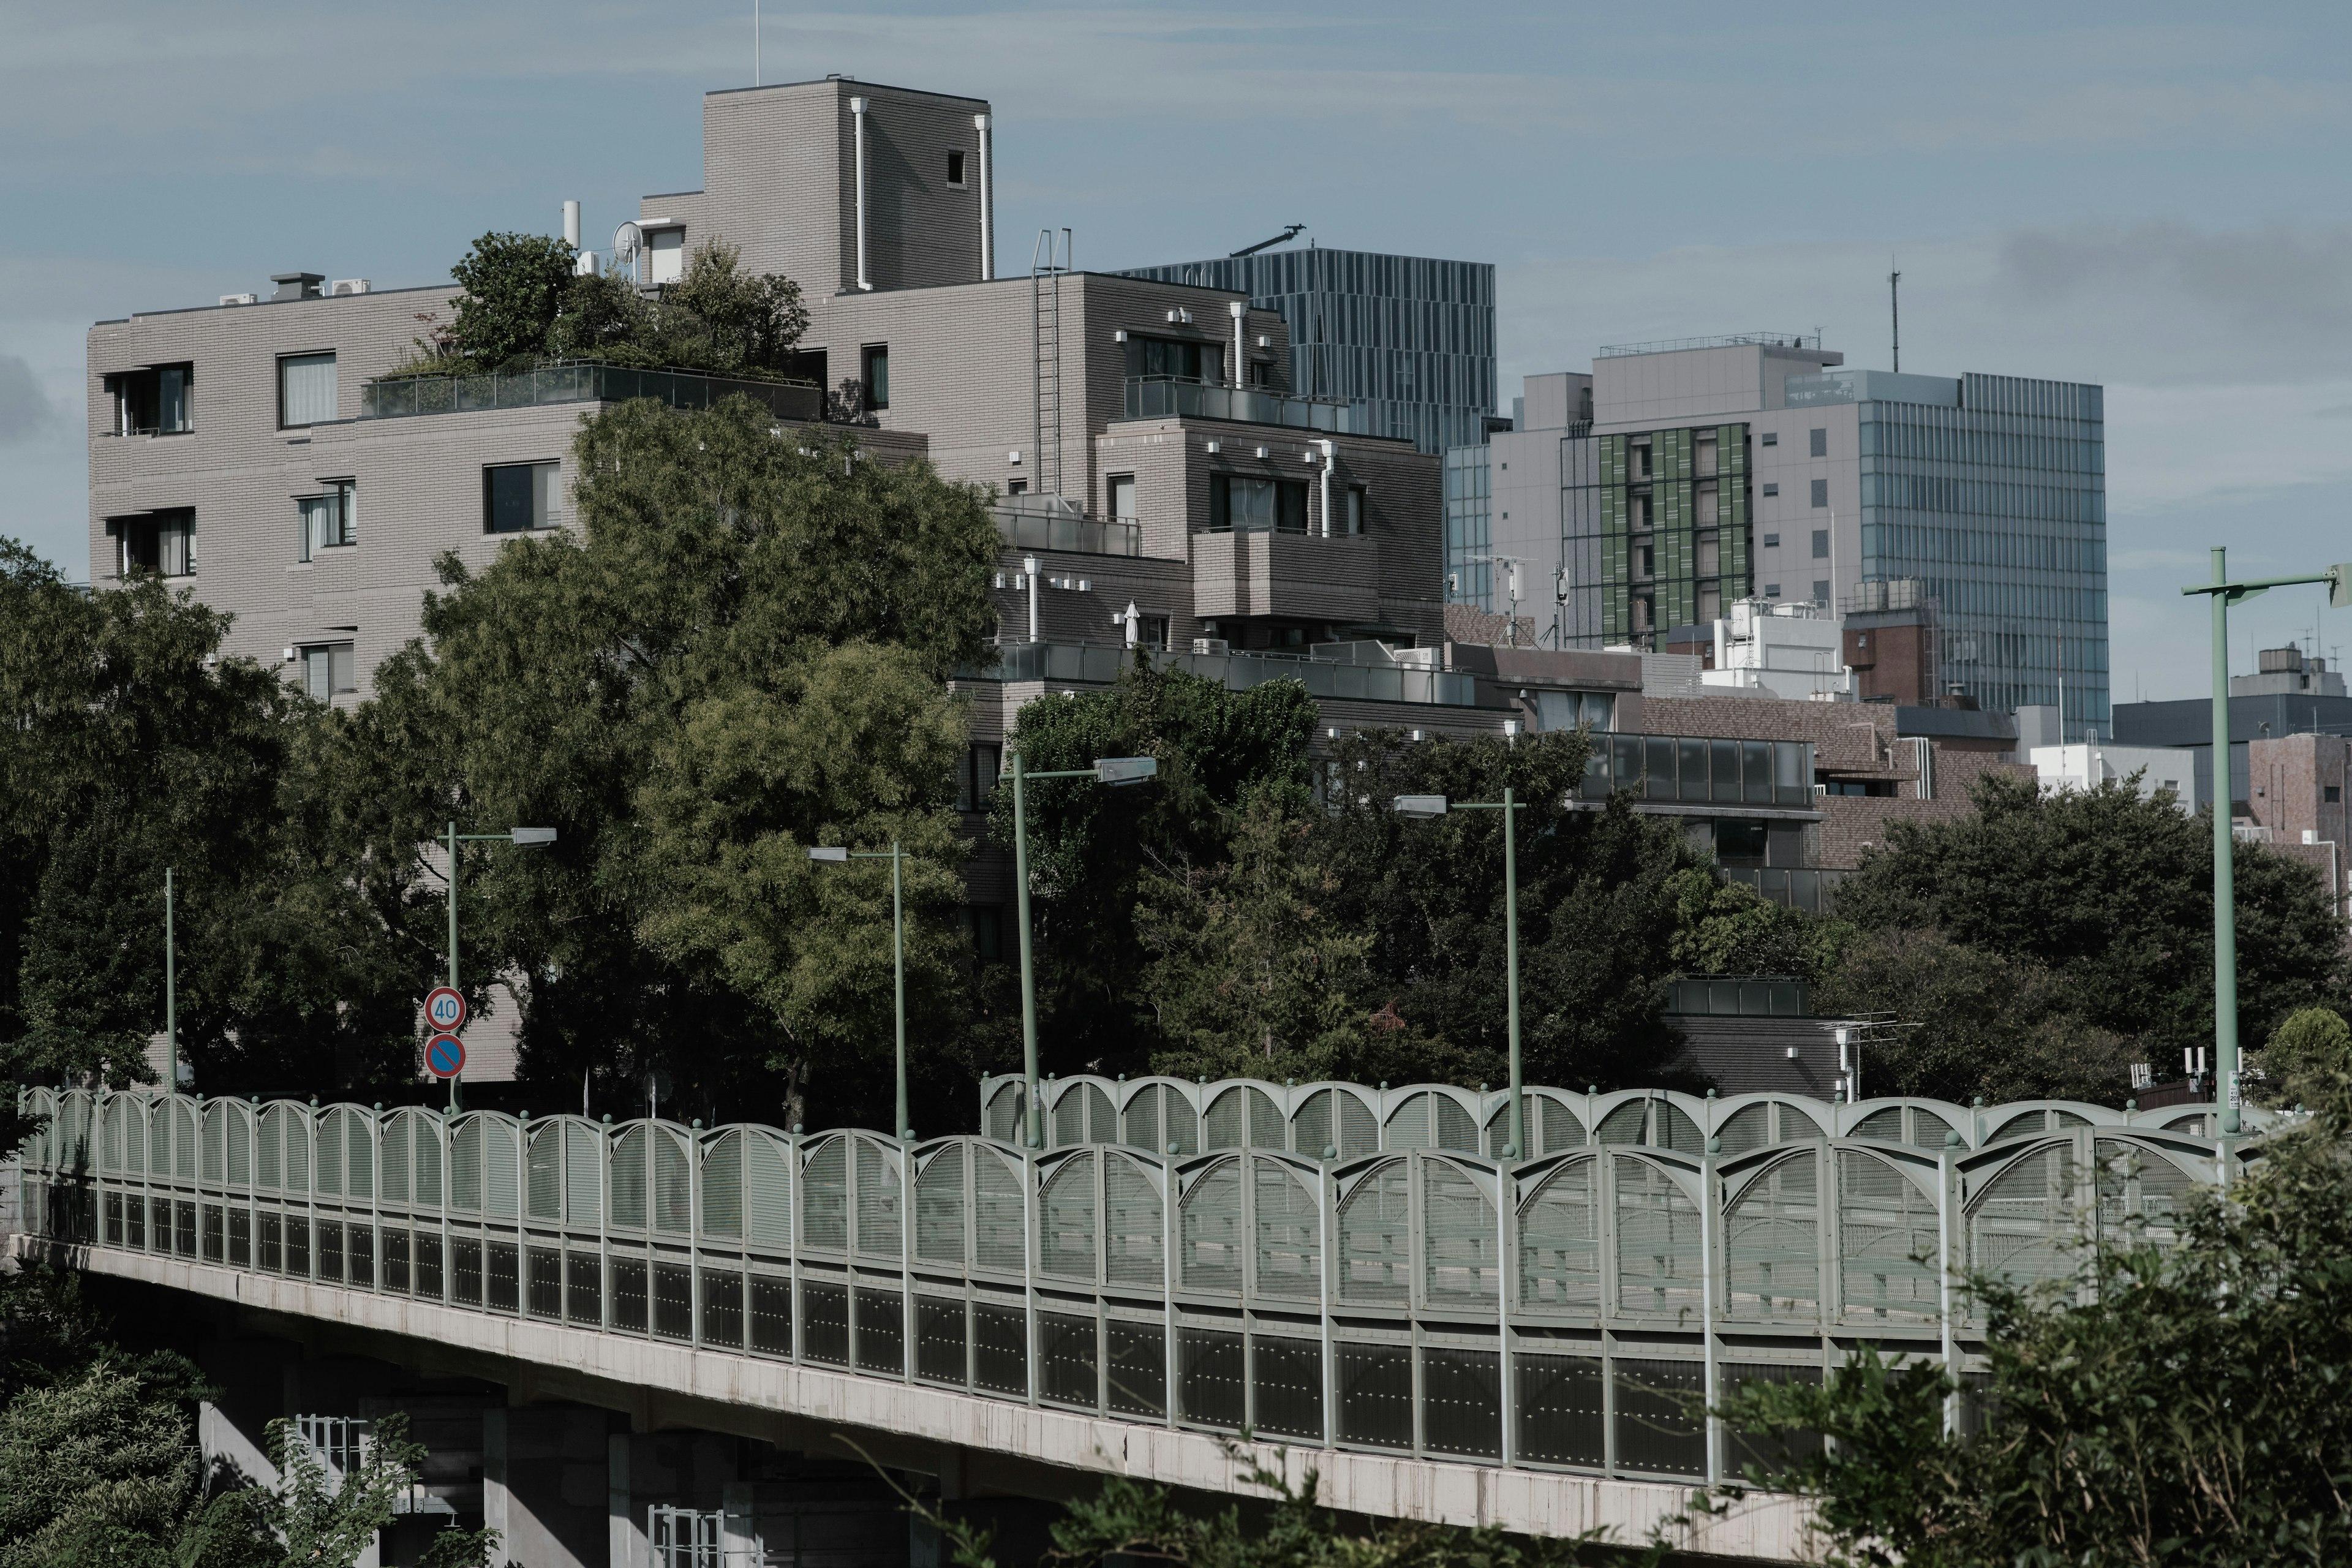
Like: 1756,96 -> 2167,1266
807,846 -> 850,862
509,827 -> 558,846
1392,794 -> 1449,819
1095,756 -> 1158,786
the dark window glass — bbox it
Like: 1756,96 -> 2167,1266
484,463 -> 558,533
486,1241 -> 519,1311
971,1301 -> 1028,1396
1038,1313 -> 1098,1409
1810,479 -> 1828,508
1808,428 -> 1827,457
1421,1346 -> 1499,1458
1336,1341 -> 1412,1450
802,1281 -> 850,1364
609,1257 -> 648,1331
567,1251 -> 603,1325
946,149 -> 967,186
862,345 -> 889,410
1276,480 -> 1308,533
1177,1328 -> 1245,1429
1515,1353 -> 1605,1466
1251,1336 -> 1322,1440
750,1276 -> 793,1356
1615,1357 -> 1706,1476
451,1238 -> 484,1306
1104,1320 -> 1165,1417
652,1262 -> 694,1340
1208,473 -> 1230,530
703,1270 -> 745,1348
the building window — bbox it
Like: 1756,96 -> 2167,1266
1810,478 -> 1829,508
109,363 -> 194,435
1813,579 -> 1831,603
484,462 -> 559,533
1346,487 -> 1365,535
1764,583 -> 1781,598
1632,442 -> 1653,479
862,345 -> 889,410
1762,533 -> 1780,548
956,744 -> 1002,813
1638,545 -> 1656,578
1762,483 -> 1779,497
1126,337 -> 1224,384
1760,431 -> 1778,446
946,149 -> 967,188
1207,475 -> 1306,532
1812,529 -> 1830,559
1533,690 -> 1615,732
1006,478 -> 1027,495
1141,614 -> 1170,650
1107,475 -> 1136,522
300,642 -> 357,700
2329,786 -> 2343,804
1248,360 -> 1274,387
277,353 -> 337,428
299,481 -> 357,560
1808,428 -> 1827,457
115,510 -> 195,578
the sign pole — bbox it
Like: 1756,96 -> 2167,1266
1012,750 -> 1041,1148
447,820 -> 461,1114
164,867 -> 176,1091
2208,549 -> 2239,1135
891,840 -> 908,1141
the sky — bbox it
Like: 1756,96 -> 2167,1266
4,1 -> 2350,701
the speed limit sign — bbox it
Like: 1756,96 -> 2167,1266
424,986 -> 466,1033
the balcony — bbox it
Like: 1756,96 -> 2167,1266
971,641 -> 1478,706
1583,733 -> 1816,810
993,495 -> 1140,557
1121,375 -> 1355,433
360,361 -> 824,423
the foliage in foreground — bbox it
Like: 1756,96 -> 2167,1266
1716,1073 -> 2352,1565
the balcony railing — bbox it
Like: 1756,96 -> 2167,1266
16,1078 -> 2250,1491
1123,376 -> 1354,433
993,497 -> 1141,557
971,642 -> 1479,707
361,363 -> 824,423
1585,733 -> 1816,810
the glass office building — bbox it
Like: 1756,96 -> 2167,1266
1120,247 -> 1496,454
1787,369 -> 2107,728
1443,445 -> 1493,608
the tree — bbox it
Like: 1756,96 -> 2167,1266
1717,1083 -> 2352,1566
1137,799 -> 1373,1083
543,239 -> 811,379
447,232 -> 578,369
1831,772 -> 2348,1067
1668,869 -> 1849,984
2248,1005 -> 2352,1109
323,396 -> 1000,1128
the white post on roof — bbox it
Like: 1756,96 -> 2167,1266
1229,300 -> 1246,390
1025,555 -> 1041,644
974,113 -> 993,281
562,201 -> 580,248
1314,440 -> 1336,537
851,96 -> 873,292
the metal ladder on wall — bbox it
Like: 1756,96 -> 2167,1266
1032,228 -> 1069,499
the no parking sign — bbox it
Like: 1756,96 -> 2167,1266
426,1034 -> 466,1079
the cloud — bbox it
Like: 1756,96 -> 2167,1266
0,353 -> 55,443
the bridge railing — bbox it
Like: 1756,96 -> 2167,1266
13,1082 -> 2250,1488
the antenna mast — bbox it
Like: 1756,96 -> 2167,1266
1890,265 -> 1901,372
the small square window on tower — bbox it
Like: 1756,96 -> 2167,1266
946,149 -> 968,188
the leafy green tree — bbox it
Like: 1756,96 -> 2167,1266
1667,869 -> 1849,983
1717,1082 -> 2352,1566
2248,1005 -> 2352,1109
987,657 -> 1321,1076
1814,927 -> 2138,1103
544,239 -> 810,379
325,397 -> 1000,1128
447,232 -> 577,369
1137,799 -> 1373,1082
1831,772 -> 2347,1065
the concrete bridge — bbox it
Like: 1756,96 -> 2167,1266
12,1077 -> 2253,1566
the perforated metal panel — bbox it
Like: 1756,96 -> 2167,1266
411,1116 -> 442,1208
916,1144 -> 966,1264
1987,1109 -> 2049,1143
2094,1137 -> 2193,1249
856,1139 -> 905,1259
745,1131 -> 792,1250
611,1128 -> 647,1227
985,1083 -> 1025,1143
1038,1312 -> 1098,1407
1659,1102 -> 1705,1155
974,1147 -> 1025,1273
1165,1093 -> 1200,1157
316,1110 -> 344,1195
1970,1142 -> 2078,1286
1517,1158 -> 1599,1310
1180,1159 -> 1244,1294
381,1114 -> 409,1202
257,1107 -> 282,1190
1204,1091 -> 1245,1150
1910,1106 -> 1956,1148
1338,1161 -> 1411,1305
1515,1353 -> 1605,1466
565,1122 -> 603,1228
803,1139 -> 848,1251
1251,1336 -> 1322,1439
149,1106 -> 170,1182
1851,1107 -> 1903,1142
1103,1154 -> 1163,1286
1615,1358 -> 1705,1476
1434,1097 -> 1477,1153
1423,1159 -> 1498,1305
1248,1088 -> 1284,1150
1039,1153 -> 1098,1281
1336,1341 -> 1413,1449
1104,1319 -> 1166,1417
1615,1156 -> 1702,1317
1385,1093 -> 1433,1150
225,1106 -> 250,1187
1595,1100 -> 1647,1146
1776,1101 -> 1825,1142
1054,1088 -> 1087,1148
1838,1151 -> 1940,1322
344,1112 -> 372,1199
484,1123 -> 518,1219
1422,1346 -> 1499,1458
527,1125 -> 561,1220
1295,1089 -> 1335,1157
1716,1104 -> 1771,1159
1178,1328 -> 1244,1428
700,1133 -> 741,1239
1123,1084 -> 1163,1152
653,1129 -> 692,1235
1253,1158 -> 1320,1300
452,1120 -> 481,1213
203,1106 -> 226,1183
1535,1095 -> 1585,1153
1726,1151 -> 1819,1322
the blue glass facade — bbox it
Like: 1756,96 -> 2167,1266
1443,444 -> 1493,608
1792,371 -> 2107,729
1120,248 -> 1496,454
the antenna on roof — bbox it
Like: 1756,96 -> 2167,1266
1890,259 -> 1901,372
1230,224 -> 1306,259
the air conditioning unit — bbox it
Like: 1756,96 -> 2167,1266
331,278 -> 372,295
1191,638 -> 1229,656
1166,308 -> 1193,324
219,293 -> 257,306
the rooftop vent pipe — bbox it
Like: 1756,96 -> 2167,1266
851,96 -> 872,291
974,113 -> 993,281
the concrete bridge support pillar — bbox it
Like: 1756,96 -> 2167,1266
484,1404 -> 612,1568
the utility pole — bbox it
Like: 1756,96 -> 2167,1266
164,868 -> 177,1090
1890,267 -> 1901,372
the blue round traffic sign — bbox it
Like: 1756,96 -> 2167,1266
426,1033 -> 466,1079
424,986 -> 466,1032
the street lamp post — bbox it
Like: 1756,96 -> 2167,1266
2182,548 -> 2350,1136
1007,749 -> 1159,1148
1394,787 -> 1527,1157
164,867 -> 178,1091
443,822 -> 558,1112
810,841 -> 913,1140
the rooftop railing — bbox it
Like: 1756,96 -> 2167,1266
16,1077 -> 2254,1490
1585,733 -> 1817,810
360,362 -> 824,423
1122,376 -> 1355,433
971,641 -> 1480,707
993,498 -> 1142,557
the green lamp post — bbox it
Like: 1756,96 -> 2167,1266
1394,788 -> 1528,1158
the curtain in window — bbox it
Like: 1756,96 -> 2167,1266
300,497 -> 333,561
279,354 -> 337,426
157,368 -> 188,432
156,515 -> 192,577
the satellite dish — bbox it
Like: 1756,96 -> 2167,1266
612,222 -> 643,260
